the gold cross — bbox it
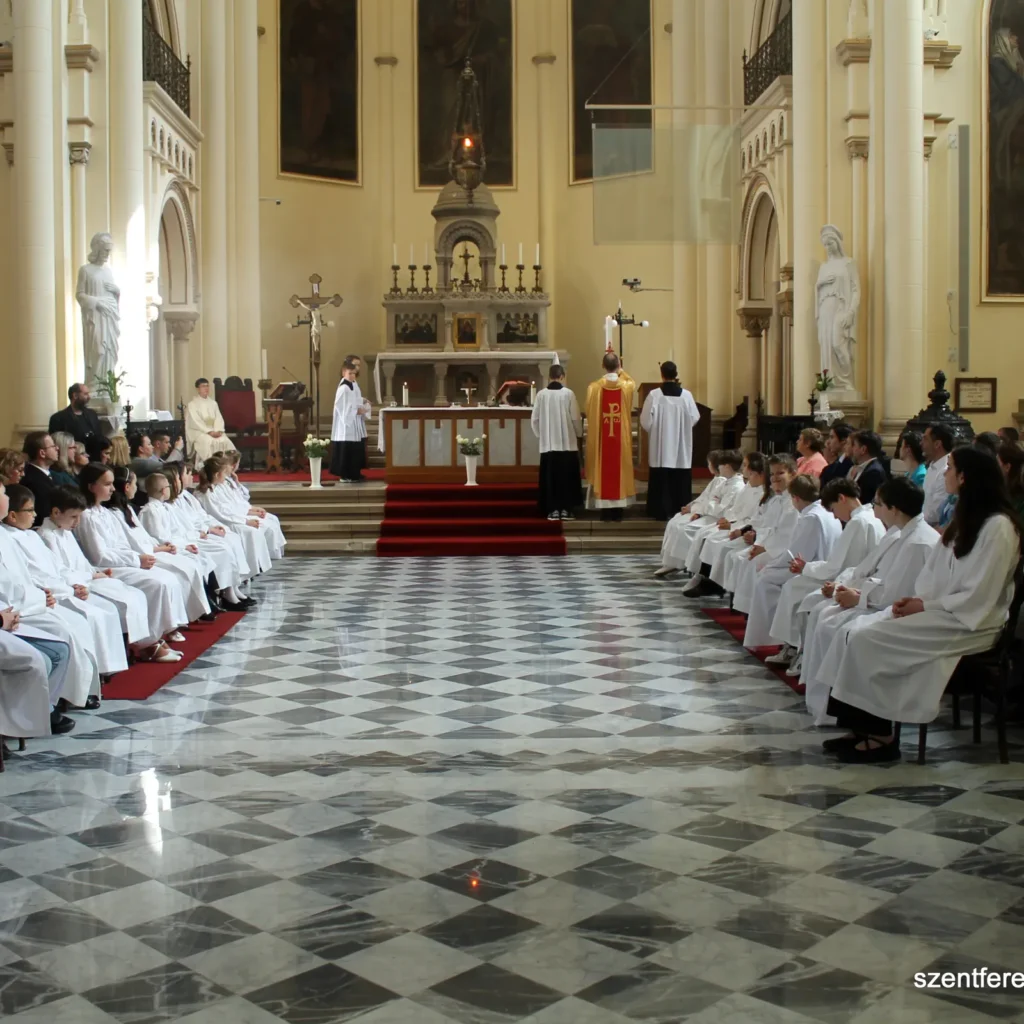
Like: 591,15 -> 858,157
603,401 -> 622,438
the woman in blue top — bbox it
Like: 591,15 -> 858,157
899,430 -> 927,487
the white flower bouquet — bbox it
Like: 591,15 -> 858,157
303,435 -> 333,459
456,434 -> 487,457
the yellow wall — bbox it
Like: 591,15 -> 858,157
255,0 -> 680,408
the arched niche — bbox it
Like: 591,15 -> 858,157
435,220 -> 497,292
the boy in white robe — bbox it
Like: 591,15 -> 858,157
803,476 -> 938,724
0,609 -> 71,738
639,362 -> 700,521
743,474 -> 843,648
4,486 -> 127,685
532,363 -> 583,520
331,358 -> 371,482
657,451 -> 745,576
765,477 -> 887,672
682,454 -> 768,596
824,447 -> 1020,763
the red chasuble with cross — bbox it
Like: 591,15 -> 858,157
584,371 -> 636,507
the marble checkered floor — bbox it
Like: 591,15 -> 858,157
2,556 -> 1024,1024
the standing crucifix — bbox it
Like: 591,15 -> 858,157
290,273 -> 343,434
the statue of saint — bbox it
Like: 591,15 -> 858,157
76,233 -> 121,388
815,225 -> 860,392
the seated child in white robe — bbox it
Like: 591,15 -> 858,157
197,457 -> 273,575
742,474 -> 843,648
224,451 -> 286,560
823,447 -> 1021,764
654,451 -> 725,577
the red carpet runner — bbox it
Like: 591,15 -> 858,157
701,607 -> 806,696
377,483 -> 566,557
101,612 -> 246,701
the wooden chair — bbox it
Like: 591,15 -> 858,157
214,377 -> 268,471
912,556 -> 1024,765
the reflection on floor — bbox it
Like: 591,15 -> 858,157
1,556 -> 1023,1024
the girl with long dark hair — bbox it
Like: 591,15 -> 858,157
823,446 -> 1022,763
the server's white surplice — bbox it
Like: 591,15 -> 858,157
639,388 -> 700,469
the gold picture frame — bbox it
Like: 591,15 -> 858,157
453,313 -> 482,350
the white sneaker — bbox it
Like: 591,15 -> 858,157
561,511 -> 576,521
681,574 -> 705,593
548,512 -> 561,521
786,654 -> 804,677
765,646 -> 794,666
654,567 -> 677,578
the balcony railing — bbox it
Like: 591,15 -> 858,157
143,17 -> 191,118
743,11 -> 792,107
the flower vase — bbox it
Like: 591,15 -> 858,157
309,456 -> 323,489
464,455 -> 479,487
818,392 -> 831,412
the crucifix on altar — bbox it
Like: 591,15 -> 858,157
289,273 -> 343,432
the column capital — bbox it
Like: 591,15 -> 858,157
64,43 -> 100,72
845,136 -> 869,160
68,141 -> 92,165
164,310 -> 199,342
777,290 -> 794,319
0,45 -> 11,77
737,305 -> 773,338
836,39 -> 871,66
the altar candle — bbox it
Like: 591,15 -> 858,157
529,381 -> 536,406
409,243 -> 415,267
425,244 -> 430,266
392,243 -> 398,266
535,243 -> 541,266
604,315 -> 614,352
518,242 -> 523,266
261,348 -> 268,380
501,243 -> 506,266
402,382 -> 409,407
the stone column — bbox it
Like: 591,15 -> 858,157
12,0 -> 58,432
109,0 -> 148,412
165,311 -> 199,412
201,0 -> 229,378
533,0 -> 557,310
68,142 -> 91,382
846,138 -> 869,396
880,0 -> 924,440
233,1 -> 262,385
738,308 -> 772,449
434,362 -> 449,407
151,315 -> 170,410
791,0 -> 828,410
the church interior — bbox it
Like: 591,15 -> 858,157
2,2 -> 1024,1023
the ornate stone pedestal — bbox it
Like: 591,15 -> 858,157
825,397 -> 871,431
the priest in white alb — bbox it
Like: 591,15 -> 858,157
640,361 -> 701,521
186,379 -> 235,463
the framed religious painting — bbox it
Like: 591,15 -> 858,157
453,312 -> 482,349
954,377 -> 998,414
984,0 -> 1024,300
415,0 -> 515,188
279,0 -> 360,184
569,0 -> 653,183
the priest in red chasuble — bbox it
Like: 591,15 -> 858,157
584,352 -> 636,516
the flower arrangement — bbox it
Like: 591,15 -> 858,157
815,370 -> 834,392
303,435 -> 332,459
456,434 -> 487,456
93,369 -> 130,404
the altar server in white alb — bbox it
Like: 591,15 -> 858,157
656,450 -> 745,577
4,485 -> 127,688
802,476 -> 938,725
0,604 -> 71,738
743,474 -> 842,648
532,363 -> 583,521
765,477 -> 887,673
640,361 -> 701,521
186,378 -> 235,463
822,447 -> 1021,763
40,487 -> 157,653
0,483 -> 100,710
331,357 -> 372,482
682,453 -> 769,598
714,455 -> 798,596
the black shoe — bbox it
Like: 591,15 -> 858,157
220,599 -> 248,612
50,713 -> 75,735
822,734 -> 860,753
83,696 -> 101,711
55,698 -> 69,713
837,739 -> 901,764
199,612 -> 218,622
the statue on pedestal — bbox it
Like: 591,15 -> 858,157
815,225 -> 860,393
76,232 -> 121,391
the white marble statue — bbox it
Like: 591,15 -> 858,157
815,225 -> 860,392
76,232 -> 121,388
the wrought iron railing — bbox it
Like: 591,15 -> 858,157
143,17 -> 191,118
743,11 -> 792,107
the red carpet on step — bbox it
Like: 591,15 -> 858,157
377,483 -> 566,557
102,612 -> 246,701
701,607 -> 806,696
238,469 -> 385,483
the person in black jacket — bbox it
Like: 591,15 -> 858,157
21,432 -> 59,527
848,430 -> 888,504
48,383 -> 103,449
819,422 -> 854,487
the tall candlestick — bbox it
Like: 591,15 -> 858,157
402,382 -> 409,407
529,381 -> 536,406
535,243 -> 540,266
393,243 -> 398,266
518,242 -> 523,265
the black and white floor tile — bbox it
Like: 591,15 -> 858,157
2,556 -> 1024,1024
